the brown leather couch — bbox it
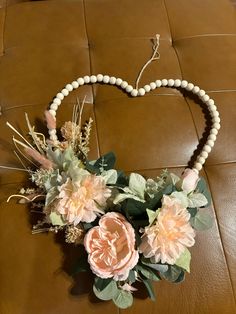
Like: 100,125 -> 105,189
0,1 -> 236,313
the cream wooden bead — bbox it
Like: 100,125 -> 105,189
210,128 -> 218,135
131,89 -> 138,97
198,156 -> 206,165
65,84 -> 73,91
202,94 -> 210,102
77,78 -> 84,85
208,134 -> 216,141
53,98 -> 61,105
138,88 -> 145,96
211,111 -> 219,118
186,83 -> 194,91
209,104 -> 217,111
50,103 -> 58,111
212,117 -> 220,123
200,151 -> 208,158
90,75 -> 97,83
61,89 -> 69,96
203,145 -> 212,153
116,78 -> 122,86
192,86 -> 200,94
103,75 -> 110,83
121,81 -> 128,89
97,74 -> 103,82
181,80 -> 188,88
168,79 -> 175,87
194,162 -> 202,171
206,140 -> 214,147
72,81 -> 79,89
213,123 -> 221,130
174,79 -> 181,87
126,85 -> 133,93
150,82 -> 156,90
161,79 -> 168,86
155,80 -> 162,87
83,76 -> 90,83
207,99 -> 214,106
49,109 -> 56,117
144,85 -> 151,92
109,77 -> 116,84
56,93 -> 64,100
198,89 -> 205,97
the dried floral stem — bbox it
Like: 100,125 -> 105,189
7,194 -> 45,203
0,165 -> 29,172
13,139 -> 38,167
25,113 -> 44,154
6,122 -> 35,150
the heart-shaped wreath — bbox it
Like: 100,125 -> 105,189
1,36 -> 220,309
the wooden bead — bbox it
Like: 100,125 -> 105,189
72,81 -> 79,88
186,83 -> 194,91
56,93 -> 64,100
181,80 -> 188,88
192,86 -> 200,94
115,78 -> 122,86
203,145 -> 212,153
61,89 -> 69,96
150,82 -> 156,90
206,140 -> 214,147
97,74 -> 103,82
103,75 -> 110,83
77,77 -> 85,85
167,79 -> 175,87
200,151 -> 208,158
109,77 -> 116,84
138,88 -> 145,96
174,79 -> 181,87
194,162 -> 202,171
161,79 -> 168,86
90,75 -> 97,83
50,103 -> 58,111
126,85 -> 133,93
121,81 -> 128,88
155,80 -> 162,87
131,89 -> 138,97
84,76 -> 90,83
144,85 -> 151,92
65,84 -> 73,91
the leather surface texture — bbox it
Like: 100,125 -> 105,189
0,1 -> 236,314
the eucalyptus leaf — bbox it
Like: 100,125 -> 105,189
45,186 -> 59,206
113,193 -> 144,205
161,265 -> 184,282
147,190 -> 163,210
49,212 -> 65,226
146,208 -> 160,225
93,279 -> 118,301
196,178 -> 211,206
175,248 -> 191,273
187,207 -> 198,217
129,173 -> 146,199
190,211 -> 213,230
101,169 -> 118,184
126,199 -> 147,216
136,265 -> 160,281
141,259 -> 168,273
171,191 -> 189,208
188,193 -> 208,208
128,270 -> 136,283
112,290 -> 133,309
142,279 -> 156,301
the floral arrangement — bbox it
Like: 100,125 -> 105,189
4,100 -> 213,309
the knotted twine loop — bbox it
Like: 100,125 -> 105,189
135,34 -> 160,90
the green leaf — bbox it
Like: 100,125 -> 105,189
147,190 -> 163,210
142,279 -> 156,301
45,186 -> 59,206
188,193 -> 208,208
94,152 -> 116,171
136,265 -> 160,281
141,258 -> 168,273
101,169 -> 117,184
161,265 -> 184,282
196,178 -> 211,206
171,191 -> 189,208
93,279 -> 118,301
125,199 -> 147,216
49,212 -> 65,226
146,208 -> 160,225
129,173 -> 146,199
112,290 -> 133,309
187,207 -> 198,217
190,211 -> 213,230
175,248 -> 191,273
128,270 -> 136,284
113,192 -> 144,205
94,277 -> 113,291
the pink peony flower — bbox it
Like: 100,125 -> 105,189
139,195 -> 195,265
180,168 -> 199,193
55,175 -> 111,225
84,212 -> 139,281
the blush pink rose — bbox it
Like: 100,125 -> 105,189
84,212 -> 139,281
180,168 -> 199,193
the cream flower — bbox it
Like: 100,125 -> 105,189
139,195 -> 195,265
55,174 -> 111,225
